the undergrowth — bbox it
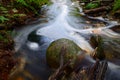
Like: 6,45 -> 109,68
113,0 -> 120,11
0,0 -> 50,46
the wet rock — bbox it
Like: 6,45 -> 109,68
103,37 -> 120,64
28,30 -> 51,45
90,35 -> 120,65
27,30 -> 40,43
90,35 -> 105,60
46,38 -> 84,70
110,25 -> 120,33
49,57 -> 108,80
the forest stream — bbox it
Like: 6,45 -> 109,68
9,0 -> 120,80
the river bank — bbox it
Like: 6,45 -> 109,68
79,0 -> 120,22
0,0 -> 50,80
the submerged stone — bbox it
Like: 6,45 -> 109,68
46,38 -> 83,70
28,30 -> 51,45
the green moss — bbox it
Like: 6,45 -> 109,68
46,38 -> 83,69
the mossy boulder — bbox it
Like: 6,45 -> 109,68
103,37 -> 120,63
46,38 -> 83,70
90,35 -> 120,65
90,35 -> 105,60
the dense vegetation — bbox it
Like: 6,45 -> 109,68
113,0 -> 120,11
0,0 -> 50,27
81,0 -> 120,12
0,0 -> 50,46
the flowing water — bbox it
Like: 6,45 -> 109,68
10,0 -> 120,80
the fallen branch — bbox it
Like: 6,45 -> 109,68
84,6 -> 111,14
48,47 -> 72,80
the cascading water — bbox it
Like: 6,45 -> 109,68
11,0 -> 120,80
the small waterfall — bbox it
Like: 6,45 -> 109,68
37,0 -> 94,53
11,0 -> 120,80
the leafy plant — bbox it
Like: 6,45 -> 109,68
15,0 -> 50,14
0,6 -> 7,11
0,0 -> 50,26
85,2 -> 99,9
113,0 -> 120,11
16,0 -> 28,6
0,16 -> 9,23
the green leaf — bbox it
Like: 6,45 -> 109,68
0,6 -> 7,11
0,16 -> 9,23
0,6 -> 8,13
85,2 -> 99,9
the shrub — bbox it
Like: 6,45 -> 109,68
113,0 -> 120,11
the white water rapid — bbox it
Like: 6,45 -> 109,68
36,0 -> 119,54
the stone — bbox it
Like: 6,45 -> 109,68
110,25 -> 120,34
90,35 -> 120,65
46,38 -> 84,70
90,35 -> 105,60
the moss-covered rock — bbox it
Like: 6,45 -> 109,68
90,35 -> 120,65
103,37 -> 120,62
46,38 -> 83,70
90,35 -> 105,60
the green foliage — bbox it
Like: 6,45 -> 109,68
28,0 -> 50,7
0,0 -> 50,25
0,6 -> 7,11
113,0 -> 120,11
15,0 -> 50,14
0,16 -> 9,23
16,0 -> 28,6
85,2 -> 99,9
